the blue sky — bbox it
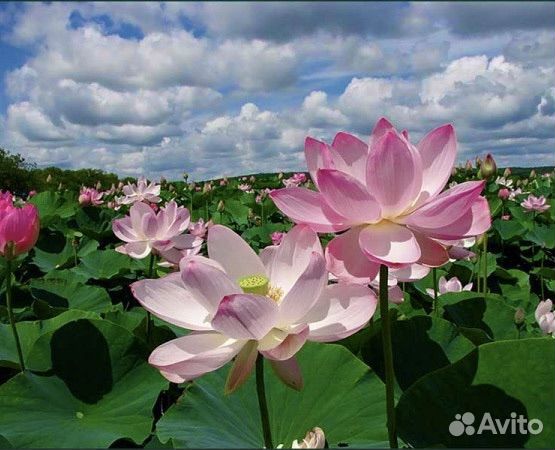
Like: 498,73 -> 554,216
0,2 -> 554,180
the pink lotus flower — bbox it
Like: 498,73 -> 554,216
283,173 -> 308,188
535,299 -> 555,335
521,195 -> 550,213
270,118 -> 491,281
112,201 -> 201,260
28,190 -> 37,198
117,177 -> 161,205
238,183 -> 253,193
501,214 -> 511,221
0,195 -> 40,259
426,276 -> 472,298
189,218 -> 212,238
498,188 -> 510,200
270,231 -> 285,246
131,225 -> 377,390
78,187 -> 104,206
291,427 -> 325,449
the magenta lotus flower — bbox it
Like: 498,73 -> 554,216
78,187 -> 104,206
535,299 -> 555,335
117,177 -> 161,205
112,200 -> 201,260
426,276 -> 472,298
283,173 -> 308,188
270,118 -> 491,281
0,197 -> 40,259
270,231 -> 285,246
238,183 -> 253,193
521,195 -> 550,213
131,224 -> 377,391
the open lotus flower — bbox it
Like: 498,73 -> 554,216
535,299 -> 555,335
112,200 -> 201,260
0,195 -> 40,259
426,276 -> 472,298
78,187 -> 104,206
521,195 -> 550,213
117,176 -> 161,205
270,118 -> 491,281
131,224 -> 377,392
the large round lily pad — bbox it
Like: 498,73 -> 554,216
0,318 -> 166,448
156,342 -> 389,448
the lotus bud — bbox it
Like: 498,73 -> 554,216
248,208 -> 254,219
503,168 -> 512,177
475,156 -> 483,167
46,174 -> 52,183
249,175 -> 256,183
522,179 -> 528,186
514,308 -> 525,325
217,200 -> 225,212
465,160 -> 473,170
169,185 -> 175,192
479,153 -> 497,179
498,188 -> 510,200
451,167 -> 457,176
476,233 -> 487,246
118,181 -> 124,190
278,172 -> 284,180
529,170 -> 536,179
292,427 -> 326,449
57,183 -> 63,191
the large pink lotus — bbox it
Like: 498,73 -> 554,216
131,224 -> 377,391
270,118 -> 491,281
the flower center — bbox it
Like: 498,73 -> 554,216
238,274 -> 284,302
238,274 -> 269,295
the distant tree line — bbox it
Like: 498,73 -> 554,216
0,148 -> 131,196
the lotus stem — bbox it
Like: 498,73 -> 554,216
379,264 -> 398,448
482,234 -> 488,299
5,256 -> 25,372
432,267 -> 439,316
256,355 -> 273,449
146,253 -> 156,340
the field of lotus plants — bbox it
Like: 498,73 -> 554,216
0,118 -> 554,449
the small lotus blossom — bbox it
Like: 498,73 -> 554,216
112,201 -> 201,260
521,195 -> 550,213
283,173 -> 308,188
292,427 -> 325,448
220,177 -> 229,186
498,188 -> 510,200
117,177 -> 161,205
270,231 -> 285,246
238,183 -> 253,193
426,276 -> 472,298
535,300 -> 555,335
503,168 -> 512,177
501,214 -> 511,221
189,218 -> 212,238
270,118 -> 491,282
78,187 -> 104,206
131,225 -> 377,390
0,194 -> 40,259
28,190 -> 37,198
203,182 -> 213,193
508,188 -> 525,201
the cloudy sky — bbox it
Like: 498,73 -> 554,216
0,2 -> 554,180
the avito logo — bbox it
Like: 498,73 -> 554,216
449,412 -> 543,436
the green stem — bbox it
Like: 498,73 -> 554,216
261,202 -> 265,226
482,234 -> 488,299
5,257 -> 25,372
432,268 -> 439,316
379,264 -> 398,448
540,252 -> 545,300
255,355 -> 273,449
145,253 -> 156,341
